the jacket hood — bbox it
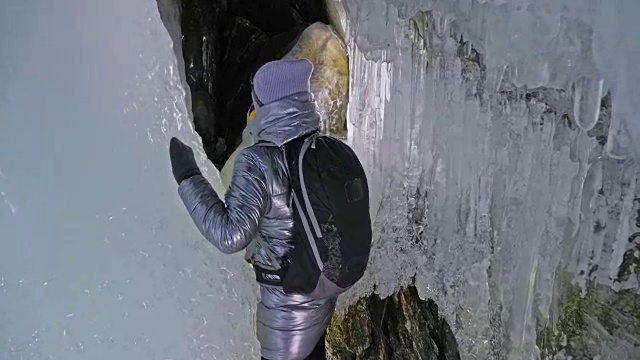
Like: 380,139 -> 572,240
250,92 -> 320,146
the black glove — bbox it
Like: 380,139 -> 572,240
169,137 -> 201,184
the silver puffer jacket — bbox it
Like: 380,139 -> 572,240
178,93 -> 336,360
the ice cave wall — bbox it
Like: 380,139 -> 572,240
329,0 -> 640,358
0,1 -> 259,359
2,0 -> 639,359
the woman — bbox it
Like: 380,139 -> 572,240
169,59 -> 335,360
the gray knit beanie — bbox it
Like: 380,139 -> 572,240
252,59 -> 313,105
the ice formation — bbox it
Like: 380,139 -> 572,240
2,0 -> 639,359
339,0 -> 640,157
0,0 -> 259,359
330,0 -> 640,358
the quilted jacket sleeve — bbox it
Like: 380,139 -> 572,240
178,149 -> 269,254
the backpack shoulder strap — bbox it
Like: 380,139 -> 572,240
297,134 -> 323,238
253,140 -> 278,147
248,132 -> 324,271
284,131 -> 325,271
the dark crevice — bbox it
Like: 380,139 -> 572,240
327,282 -> 461,360
178,0 -> 329,170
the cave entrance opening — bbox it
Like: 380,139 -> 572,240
179,0 -> 330,169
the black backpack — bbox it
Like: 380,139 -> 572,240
279,132 -> 372,298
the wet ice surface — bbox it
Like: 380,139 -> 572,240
333,0 -> 640,358
0,1 -> 258,359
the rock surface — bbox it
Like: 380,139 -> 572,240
181,0 -> 222,164
538,282 -> 640,359
214,16 -> 267,167
326,285 -> 460,360
284,22 -> 349,139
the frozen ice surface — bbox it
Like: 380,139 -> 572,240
331,0 -> 640,358
0,1 -> 258,359
341,0 -> 640,157
2,0 -> 639,358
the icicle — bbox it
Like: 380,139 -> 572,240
464,41 -> 473,58
605,111 -> 630,160
572,76 -> 604,131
